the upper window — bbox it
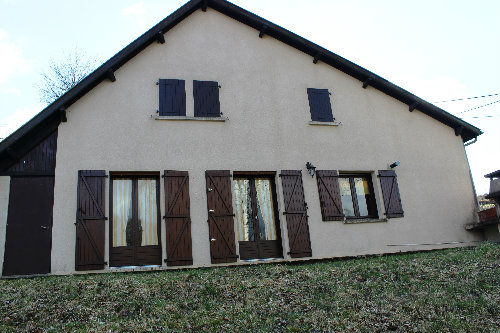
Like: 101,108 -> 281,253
307,88 -> 334,122
193,80 -> 221,117
158,79 -> 186,116
338,174 -> 378,219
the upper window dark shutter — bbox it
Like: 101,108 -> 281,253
316,170 -> 344,221
75,170 -> 106,271
280,170 -> 312,258
164,170 -> 193,266
159,79 -> 186,116
205,170 -> 238,264
194,80 -> 220,117
307,88 -> 334,122
378,170 -> 404,218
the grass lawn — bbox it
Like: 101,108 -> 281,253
0,243 -> 499,332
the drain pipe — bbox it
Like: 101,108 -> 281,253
464,137 -> 477,147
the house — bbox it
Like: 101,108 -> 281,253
466,170 -> 500,241
0,0 -> 484,277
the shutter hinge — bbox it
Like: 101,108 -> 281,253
105,217 -> 108,221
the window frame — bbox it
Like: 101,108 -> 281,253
338,173 -> 378,219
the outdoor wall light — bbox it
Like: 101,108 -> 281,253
390,161 -> 401,169
306,162 -> 316,178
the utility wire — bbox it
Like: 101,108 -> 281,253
434,93 -> 499,103
454,99 -> 500,114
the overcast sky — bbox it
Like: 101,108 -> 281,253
0,0 -> 498,194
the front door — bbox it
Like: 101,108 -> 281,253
3,176 -> 54,276
110,176 -> 161,267
233,175 -> 283,260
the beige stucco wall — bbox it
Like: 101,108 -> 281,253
0,176 -> 10,275
50,9 -> 482,274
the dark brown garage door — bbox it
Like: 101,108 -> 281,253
3,176 -> 54,276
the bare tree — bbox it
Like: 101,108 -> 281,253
38,48 -> 98,104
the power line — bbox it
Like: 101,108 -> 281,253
434,93 -> 500,103
454,99 -> 500,114
460,115 -> 499,119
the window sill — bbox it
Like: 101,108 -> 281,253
343,218 -> 388,224
308,121 -> 342,126
154,116 -> 228,122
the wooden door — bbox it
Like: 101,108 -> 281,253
234,175 -> 283,260
110,176 -> 161,267
3,176 -> 54,276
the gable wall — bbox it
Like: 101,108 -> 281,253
50,9 -> 480,273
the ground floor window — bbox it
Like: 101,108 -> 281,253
110,174 -> 161,267
338,174 -> 378,219
233,174 -> 283,260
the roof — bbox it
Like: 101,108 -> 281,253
485,170 -> 500,178
0,0 -> 483,163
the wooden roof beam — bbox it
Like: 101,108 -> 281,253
313,52 -> 322,64
58,108 -> 67,122
106,70 -> 116,83
259,25 -> 268,38
156,32 -> 165,44
362,77 -> 374,89
409,102 -> 419,112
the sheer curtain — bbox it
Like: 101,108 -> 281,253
234,179 -> 253,241
255,178 -> 277,240
138,178 -> 158,246
112,179 -> 132,247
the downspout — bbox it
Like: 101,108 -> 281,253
464,137 -> 477,147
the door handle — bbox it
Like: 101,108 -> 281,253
210,238 -> 216,242
40,226 -> 49,230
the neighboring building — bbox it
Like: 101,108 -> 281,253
467,170 -> 500,241
0,0 -> 485,276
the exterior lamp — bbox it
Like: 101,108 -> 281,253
390,161 -> 400,169
306,162 -> 316,178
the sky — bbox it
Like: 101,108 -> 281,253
0,0 -> 498,194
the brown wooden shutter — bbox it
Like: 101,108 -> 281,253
194,80 -> 220,117
163,170 -> 193,266
316,170 -> 344,221
378,170 -> 404,218
159,79 -> 186,116
307,88 -> 334,122
205,170 -> 238,264
75,170 -> 106,271
280,170 -> 312,258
